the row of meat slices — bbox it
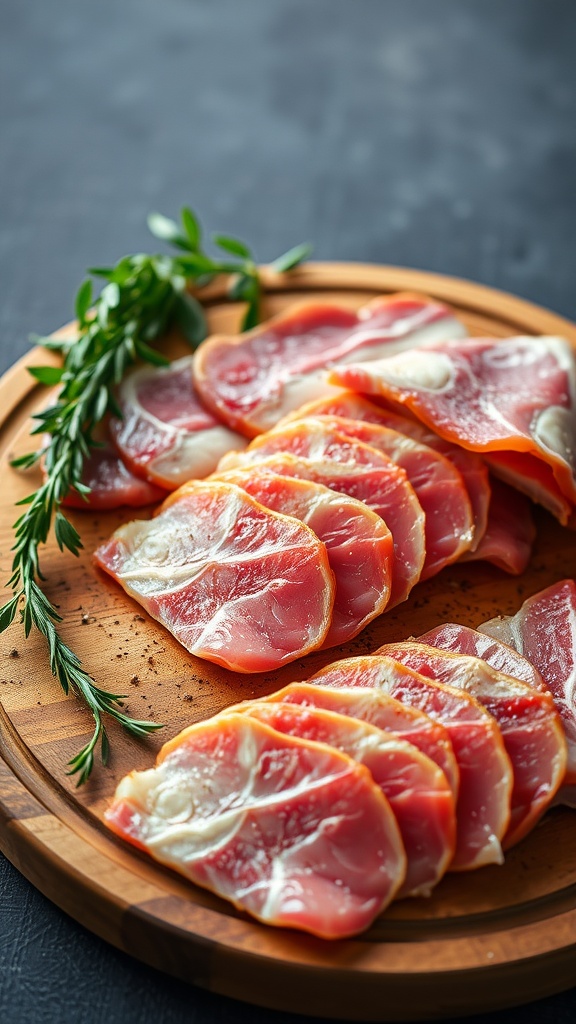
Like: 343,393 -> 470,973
94,387 -> 537,672
105,579 -> 573,940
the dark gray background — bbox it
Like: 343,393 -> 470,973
1,1 -> 576,1022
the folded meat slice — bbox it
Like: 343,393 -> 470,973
459,477 -> 536,575
94,480 -> 335,673
110,355 -> 247,488
282,414 -> 474,579
218,421 -> 425,606
251,681 -> 459,800
105,713 -> 406,939
279,391 -> 491,552
308,655 -> 512,871
54,437 -> 167,510
330,336 -> 576,522
233,701 -> 455,898
480,579 -> 576,802
213,465 -> 393,647
380,642 -> 566,847
194,293 -> 467,436
419,623 -> 545,691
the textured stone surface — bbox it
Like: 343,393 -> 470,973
1,0 -> 576,1021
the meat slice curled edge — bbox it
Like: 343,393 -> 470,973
194,293 -> 467,436
308,654 -> 513,871
110,355 -> 247,488
479,579 -> 576,803
104,713 -> 406,939
380,641 -> 566,848
330,335 -> 576,523
94,480 -> 335,673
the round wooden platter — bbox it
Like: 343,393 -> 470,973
1,263 -> 576,1021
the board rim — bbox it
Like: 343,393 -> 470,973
1,261 -> 576,1021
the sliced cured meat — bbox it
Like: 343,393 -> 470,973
251,681 -> 459,800
194,293 -> 467,436
380,642 -> 566,847
419,623 -> 545,691
480,579 -> 576,800
280,391 -> 491,552
282,414 -> 474,579
309,655 -> 513,871
105,713 -> 406,938
214,464 -> 393,647
110,355 -> 247,488
234,701 -> 455,898
218,421 -> 426,606
460,478 -> 536,575
94,480 -> 335,673
53,438 -> 167,510
330,336 -> 576,523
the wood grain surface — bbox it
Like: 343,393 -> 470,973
1,264 -> 576,1021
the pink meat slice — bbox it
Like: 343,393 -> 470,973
105,713 -> 406,939
213,464 -> 393,647
381,642 -> 566,847
110,355 -> 247,488
218,421 -> 426,606
234,701 -> 455,898
94,480 -> 335,673
460,477 -> 536,575
256,681 -> 459,801
480,579 -> 576,800
309,655 -> 513,871
419,623 -> 545,691
194,293 -> 467,436
286,414 -> 474,579
330,336 -> 576,523
280,391 -> 491,552
53,438 -> 167,510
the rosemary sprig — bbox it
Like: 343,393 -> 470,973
0,208 -> 311,783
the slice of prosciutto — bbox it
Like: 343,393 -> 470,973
194,293 -> 467,436
460,478 -> 536,575
218,420 -> 426,606
380,642 -> 566,847
479,579 -> 576,802
53,438 -> 167,510
419,623 -> 545,691
110,355 -> 247,488
279,391 -> 491,553
309,655 -> 513,871
330,336 -> 576,523
94,480 -> 335,673
105,713 -> 406,939
234,701 -> 455,898
283,414 -> 474,579
252,681 -> 459,801
214,464 -> 393,647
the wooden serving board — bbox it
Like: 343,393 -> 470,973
1,263 -> 576,1021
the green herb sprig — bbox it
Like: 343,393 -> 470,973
0,208 -> 310,783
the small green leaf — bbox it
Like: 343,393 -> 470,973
147,212 -> 187,250
271,241 -> 313,273
75,279 -> 93,324
134,339 -> 171,366
181,207 -> 202,251
173,292 -> 207,348
213,234 -> 252,260
227,273 -> 254,301
241,297 -> 261,331
54,511 -> 83,556
10,451 -> 43,469
28,365 -> 65,386
0,595 -> 20,633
